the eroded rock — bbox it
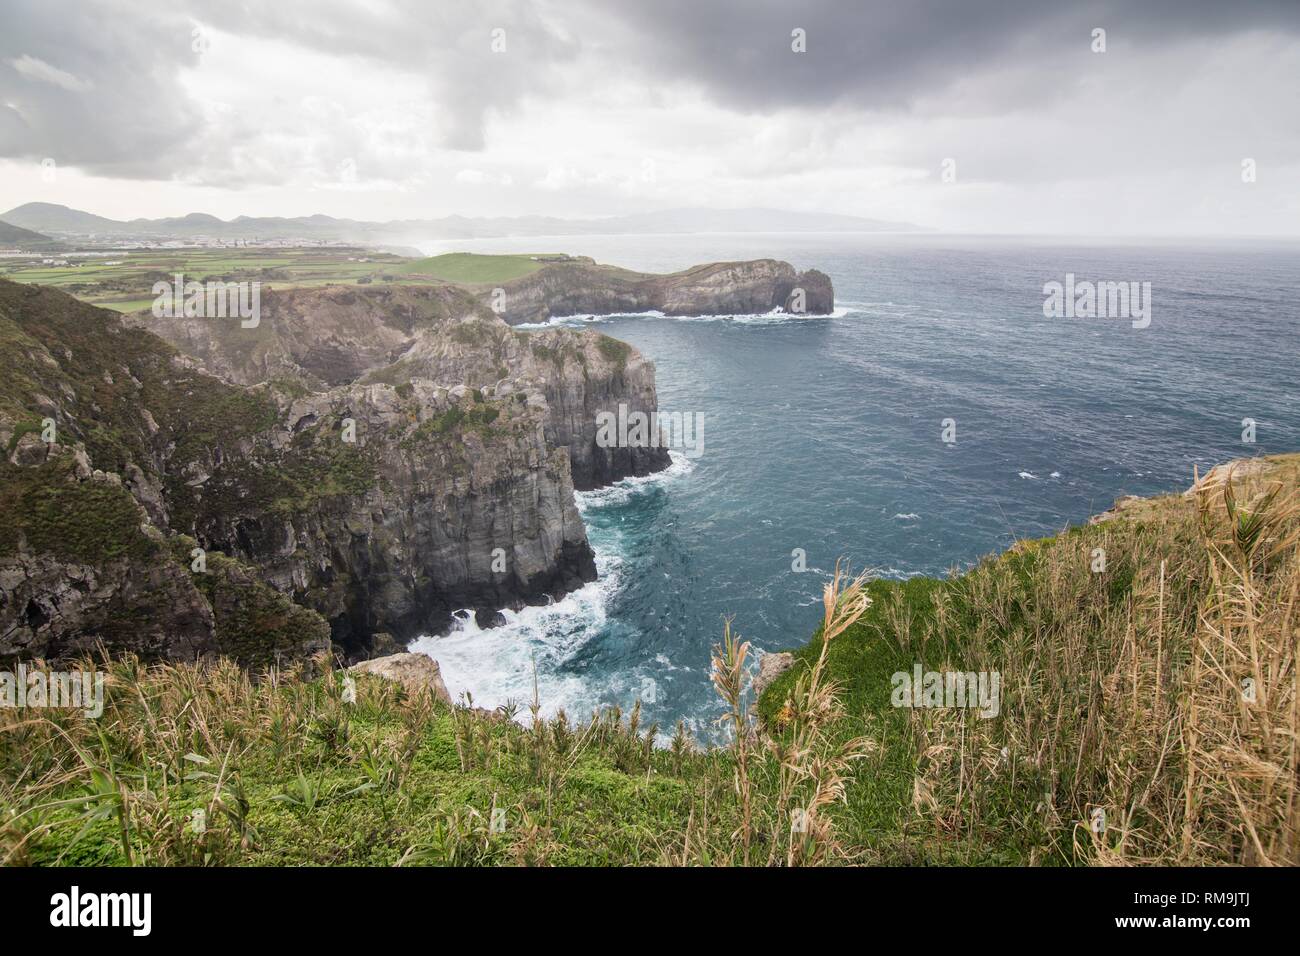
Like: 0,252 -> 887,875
349,652 -> 452,705
753,651 -> 796,700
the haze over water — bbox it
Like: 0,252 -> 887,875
410,233 -> 1300,734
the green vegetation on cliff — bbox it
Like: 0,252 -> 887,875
0,458 -> 153,565
4,664 -> 723,866
397,252 -> 551,284
166,537 -> 331,670
596,335 -> 631,369
400,404 -> 502,448
757,453 -> 1300,865
0,453 -> 330,671
5,455 -> 1294,866
0,279 -> 279,478
164,414 -> 379,531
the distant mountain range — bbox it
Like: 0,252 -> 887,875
0,202 -> 928,243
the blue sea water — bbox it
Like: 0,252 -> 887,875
410,234 -> 1300,735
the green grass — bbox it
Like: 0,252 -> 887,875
0,248 -> 581,310
3,442 -> 1296,866
0,248 -> 411,311
756,454 -> 1300,865
5,668 -> 736,866
0,458 -> 155,564
396,253 -> 554,284
96,298 -> 156,313
754,573 -> 1039,864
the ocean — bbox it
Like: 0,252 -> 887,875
408,233 -> 1300,736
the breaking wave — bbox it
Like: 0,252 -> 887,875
408,452 -> 694,723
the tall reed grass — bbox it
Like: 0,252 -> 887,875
3,457 -> 1295,866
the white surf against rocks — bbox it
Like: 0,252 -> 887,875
408,452 -> 694,722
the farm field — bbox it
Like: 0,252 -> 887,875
0,247 -> 422,312
395,252 -> 563,284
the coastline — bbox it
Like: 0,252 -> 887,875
754,450 -> 1300,717
409,451 -> 695,719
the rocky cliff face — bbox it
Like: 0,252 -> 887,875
0,279 -> 593,664
365,316 -> 670,489
1,455 -> 333,671
135,283 -> 671,491
176,379 -> 595,655
470,257 -> 835,325
0,281 -> 331,666
0,455 -> 219,663
131,284 -> 472,391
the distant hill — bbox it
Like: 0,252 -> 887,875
1,202 -> 124,236
0,202 -> 929,243
0,217 -> 59,249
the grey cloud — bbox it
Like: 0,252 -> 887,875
0,0 -> 205,177
1,0 -> 1298,191
185,0 -> 580,151
0,0 -> 579,177
573,0 -> 1300,114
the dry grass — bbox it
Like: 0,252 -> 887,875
710,561 -> 878,865
0,567 -> 879,867
3,458 -> 1296,866
894,458 -> 1299,865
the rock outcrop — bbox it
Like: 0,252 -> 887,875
179,378 -> 595,654
130,284 -> 473,391
1184,457 -> 1278,494
0,457 -> 218,663
1089,455 -> 1285,526
452,257 -> 835,326
349,652 -> 453,705
364,315 -> 670,489
0,454 -> 332,668
133,284 -> 671,490
752,651 -> 797,700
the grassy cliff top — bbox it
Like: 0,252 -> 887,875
756,452 -> 1300,865
3,454 -> 1296,866
395,252 -> 561,284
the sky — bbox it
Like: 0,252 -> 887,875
1,0 -> 1298,235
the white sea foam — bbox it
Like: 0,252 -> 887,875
407,451 -> 693,723
407,578 -> 615,721
512,307 -> 847,329
575,450 -> 695,511
882,567 -> 927,579
656,307 -> 849,323
513,310 -> 665,329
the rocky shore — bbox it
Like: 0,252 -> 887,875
0,254 -> 833,667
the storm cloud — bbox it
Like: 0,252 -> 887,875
579,0 -> 1300,112
0,0 -> 578,176
0,0 -> 1296,232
